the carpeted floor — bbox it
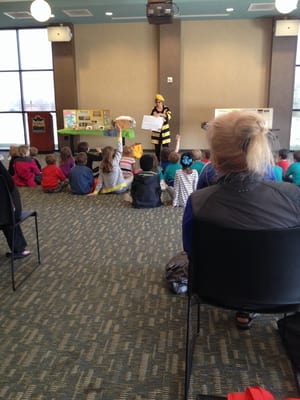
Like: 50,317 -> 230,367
0,185 -> 299,400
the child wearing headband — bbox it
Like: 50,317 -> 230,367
172,152 -> 198,207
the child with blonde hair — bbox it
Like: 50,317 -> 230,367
89,123 -> 132,195
120,145 -> 136,181
13,145 -> 40,187
191,149 -> 205,174
8,144 -> 19,176
30,146 -> 42,184
30,146 -> 42,171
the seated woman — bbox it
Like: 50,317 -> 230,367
0,160 -> 31,259
182,111 -> 300,329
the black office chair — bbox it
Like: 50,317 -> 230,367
0,175 -> 41,290
185,221 -> 300,400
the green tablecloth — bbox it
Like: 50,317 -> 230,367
58,128 -> 135,139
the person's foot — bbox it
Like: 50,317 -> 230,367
6,250 -> 31,259
235,312 -> 258,330
123,192 -> 132,203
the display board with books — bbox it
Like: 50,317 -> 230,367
63,109 -> 111,130
59,110 -> 135,139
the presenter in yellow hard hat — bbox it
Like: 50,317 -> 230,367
150,94 -> 172,161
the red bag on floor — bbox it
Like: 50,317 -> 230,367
228,386 -> 299,400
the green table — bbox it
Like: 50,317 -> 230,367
57,128 -> 135,139
58,128 -> 135,151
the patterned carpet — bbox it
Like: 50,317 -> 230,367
0,186 -> 299,400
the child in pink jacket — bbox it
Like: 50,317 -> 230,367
13,145 -> 40,187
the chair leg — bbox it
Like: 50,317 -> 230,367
10,214 -> 41,291
185,296 -> 202,400
34,214 -> 41,264
197,302 -> 200,334
11,227 -> 16,291
185,295 -> 192,400
10,256 -> 16,291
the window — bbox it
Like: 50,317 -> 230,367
290,34 -> 300,150
0,28 -> 57,149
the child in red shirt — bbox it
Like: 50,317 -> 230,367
41,154 -> 67,193
276,148 -> 290,178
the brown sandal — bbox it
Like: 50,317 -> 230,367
235,312 -> 258,330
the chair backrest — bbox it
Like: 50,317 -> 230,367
190,221 -> 300,312
0,174 -> 15,226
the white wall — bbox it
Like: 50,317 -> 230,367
74,19 -> 272,150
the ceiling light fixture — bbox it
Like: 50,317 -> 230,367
275,0 -> 298,14
226,8 -> 234,12
105,11 -> 113,16
30,0 -> 52,22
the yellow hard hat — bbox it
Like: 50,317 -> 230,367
155,94 -> 165,102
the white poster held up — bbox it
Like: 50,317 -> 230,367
141,115 -> 164,131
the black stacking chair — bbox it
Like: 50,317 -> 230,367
0,175 -> 41,290
185,221 -> 300,400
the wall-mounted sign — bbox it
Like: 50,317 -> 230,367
32,115 -> 46,133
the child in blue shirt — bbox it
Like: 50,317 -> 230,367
131,154 -> 162,208
69,152 -> 94,195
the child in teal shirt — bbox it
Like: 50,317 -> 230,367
191,149 -> 205,175
164,151 -> 182,187
286,151 -> 300,186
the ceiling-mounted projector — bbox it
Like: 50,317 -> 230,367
147,1 -> 173,24
47,26 -> 72,42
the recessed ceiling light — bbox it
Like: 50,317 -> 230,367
105,11 -> 113,16
226,8 -> 234,12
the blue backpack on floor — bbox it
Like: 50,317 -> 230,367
165,251 -> 189,294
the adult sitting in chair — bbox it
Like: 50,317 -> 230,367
0,160 -> 31,259
182,110 -> 300,329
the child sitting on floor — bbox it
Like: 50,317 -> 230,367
30,146 -> 42,171
8,144 -> 19,176
161,151 -> 182,205
173,152 -> 198,207
130,153 -> 162,208
285,150 -> 300,186
13,145 -> 41,187
159,134 -> 181,175
201,149 -> 211,163
77,141 -> 102,177
69,152 -> 94,195
277,148 -> 290,178
59,146 -> 75,178
88,122 -> 131,196
164,151 -> 182,187
41,154 -> 68,193
120,145 -> 136,180
30,146 -> 42,185
191,149 -> 205,175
